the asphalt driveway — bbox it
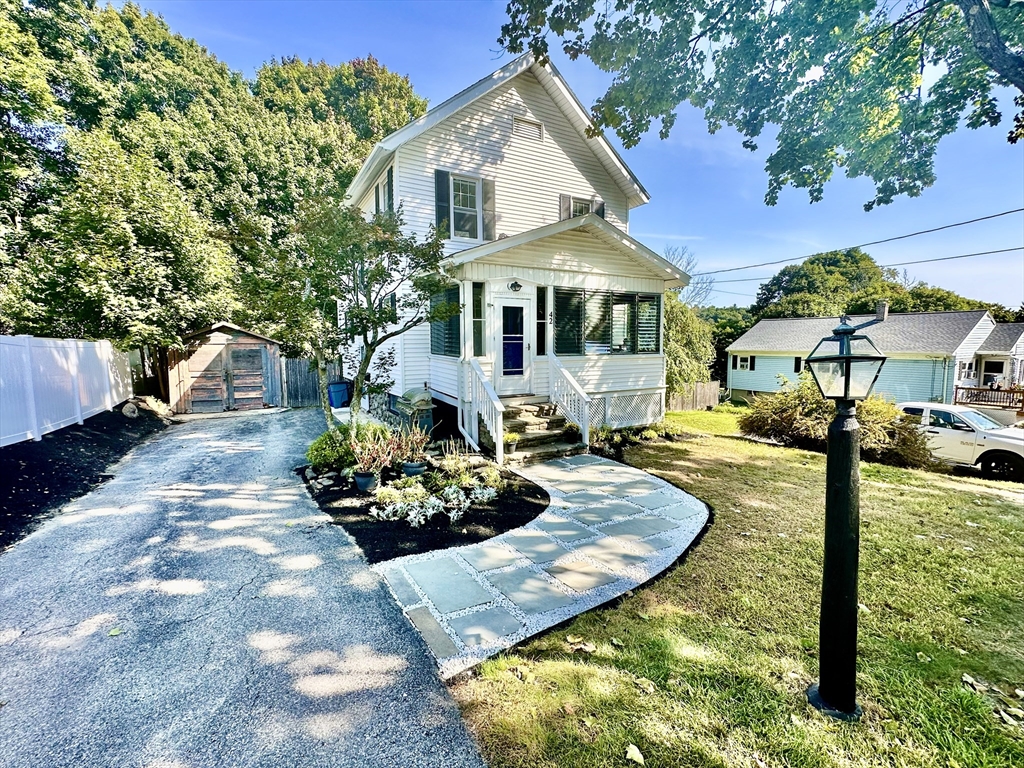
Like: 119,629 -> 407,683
0,409 -> 485,768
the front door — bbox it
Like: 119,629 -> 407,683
497,299 -> 532,395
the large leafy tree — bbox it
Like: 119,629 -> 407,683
500,0 -> 1024,210
663,290 -> 716,392
753,248 -> 890,316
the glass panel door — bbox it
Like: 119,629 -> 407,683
502,306 -> 525,375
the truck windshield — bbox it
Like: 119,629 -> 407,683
958,409 -> 1005,431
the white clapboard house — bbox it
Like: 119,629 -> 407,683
344,55 -> 689,462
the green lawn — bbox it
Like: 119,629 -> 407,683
452,409 -> 1024,768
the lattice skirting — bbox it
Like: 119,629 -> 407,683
588,391 -> 664,429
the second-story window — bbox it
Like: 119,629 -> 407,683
571,198 -> 592,217
560,194 -> 605,221
451,176 -> 480,240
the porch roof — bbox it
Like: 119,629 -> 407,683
977,323 -> 1024,355
445,214 -> 689,288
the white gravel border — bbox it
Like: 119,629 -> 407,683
371,455 -> 710,679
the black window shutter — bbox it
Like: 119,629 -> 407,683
559,194 -> 571,221
554,288 -> 584,355
374,185 -> 380,215
594,199 -> 605,219
750,355 -> 756,371
434,170 -> 450,236
482,178 -> 496,240
732,355 -> 738,370
386,167 -> 394,212
794,356 -> 801,373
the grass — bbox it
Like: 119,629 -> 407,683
451,409 -> 1024,768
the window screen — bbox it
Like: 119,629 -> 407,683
554,288 -> 584,355
430,286 -> 461,357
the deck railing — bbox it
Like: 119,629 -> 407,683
954,386 -> 1024,411
466,358 -> 506,464
550,355 -> 592,445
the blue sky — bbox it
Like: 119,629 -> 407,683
143,0 -> 1024,309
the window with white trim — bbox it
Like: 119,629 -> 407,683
571,198 -> 592,217
738,356 -> 750,371
450,176 -> 480,240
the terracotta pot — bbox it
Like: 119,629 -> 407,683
353,471 -> 378,493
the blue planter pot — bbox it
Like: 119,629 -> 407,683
354,471 -> 378,493
402,461 -> 427,477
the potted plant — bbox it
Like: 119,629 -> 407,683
351,432 -> 392,493
503,431 -> 522,454
401,428 -> 431,477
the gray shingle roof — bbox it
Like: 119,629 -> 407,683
977,323 -> 1024,354
727,310 -> 990,356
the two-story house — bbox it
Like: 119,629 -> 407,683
343,55 -> 689,461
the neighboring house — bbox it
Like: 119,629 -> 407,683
344,54 -> 689,461
727,303 -> 1024,406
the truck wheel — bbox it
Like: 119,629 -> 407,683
979,452 -> 1024,483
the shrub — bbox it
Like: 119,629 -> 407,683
306,420 -> 391,471
592,424 -> 614,445
562,421 -> 582,442
738,372 -> 933,469
476,464 -> 506,492
374,479 -> 428,507
639,428 -> 660,441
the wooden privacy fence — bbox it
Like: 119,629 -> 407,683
1,335 -> 133,448
281,358 -> 340,408
666,381 -> 720,412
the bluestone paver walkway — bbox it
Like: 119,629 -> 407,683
0,410 -> 484,768
375,454 -> 710,679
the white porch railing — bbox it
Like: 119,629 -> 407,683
550,355 -> 592,445
463,359 -> 506,464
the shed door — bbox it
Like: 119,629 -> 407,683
188,345 -> 227,413
227,347 -> 265,410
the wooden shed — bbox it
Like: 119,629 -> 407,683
168,323 -> 283,414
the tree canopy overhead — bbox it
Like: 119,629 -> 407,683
500,0 -> 1024,210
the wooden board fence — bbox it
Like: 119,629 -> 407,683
666,381 -> 720,412
281,358 -> 340,408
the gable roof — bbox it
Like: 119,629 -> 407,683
977,323 -> 1024,354
727,311 -> 991,356
346,54 -> 649,210
184,322 -> 281,345
446,213 -> 689,287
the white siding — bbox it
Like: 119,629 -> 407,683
396,72 -> 629,252
954,314 -> 997,358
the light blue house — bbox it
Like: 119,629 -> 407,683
726,304 -> 1024,406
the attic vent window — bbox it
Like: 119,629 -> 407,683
512,116 -> 543,141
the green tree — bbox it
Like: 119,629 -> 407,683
753,248 -> 889,317
291,202 -> 458,420
663,290 -> 715,393
0,129 -> 236,346
698,304 -> 755,382
500,0 -> 1023,210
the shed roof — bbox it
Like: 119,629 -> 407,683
727,311 -> 990,356
977,323 -> 1024,354
345,54 -> 649,210
183,322 -> 281,346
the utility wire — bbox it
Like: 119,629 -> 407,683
691,208 -> 1024,276
712,245 -> 1024,283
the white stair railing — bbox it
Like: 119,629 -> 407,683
549,355 -> 591,446
467,359 -> 506,464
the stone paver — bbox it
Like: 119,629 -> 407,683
533,517 -> 595,542
598,516 -> 679,540
449,608 -> 523,648
460,543 -> 521,571
502,530 -> 568,564
382,567 -> 422,606
373,455 -> 710,679
404,557 -> 493,614
545,561 -> 619,592
486,569 -> 575,614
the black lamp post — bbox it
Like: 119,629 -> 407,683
804,317 -> 886,720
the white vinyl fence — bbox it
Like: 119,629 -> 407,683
1,335 -> 133,448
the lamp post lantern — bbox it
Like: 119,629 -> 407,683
804,317 -> 886,720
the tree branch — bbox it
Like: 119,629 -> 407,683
955,0 -> 1024,92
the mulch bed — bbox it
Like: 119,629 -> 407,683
0,406 -> 168,550
302,468 -> 550,565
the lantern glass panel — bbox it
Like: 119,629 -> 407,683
809,360 -> 848,399
847,358 -> 884,399
850,337 -> 881,356
809,338 -> 842,359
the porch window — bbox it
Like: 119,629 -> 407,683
553,288 -> 660,356
472,282 -> 485,357
430,286 -> 461,357
536,286 -> 547,356
451,176 -> 480,240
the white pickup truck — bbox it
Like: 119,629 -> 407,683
897,402 -> 1024,482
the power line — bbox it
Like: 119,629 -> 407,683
711,245 -> 1024,283
692,208 -> 1024,276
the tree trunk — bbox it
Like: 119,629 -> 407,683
348,347 -> 374,420
955,0 -> 1024,93
314,350 -> 332,430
